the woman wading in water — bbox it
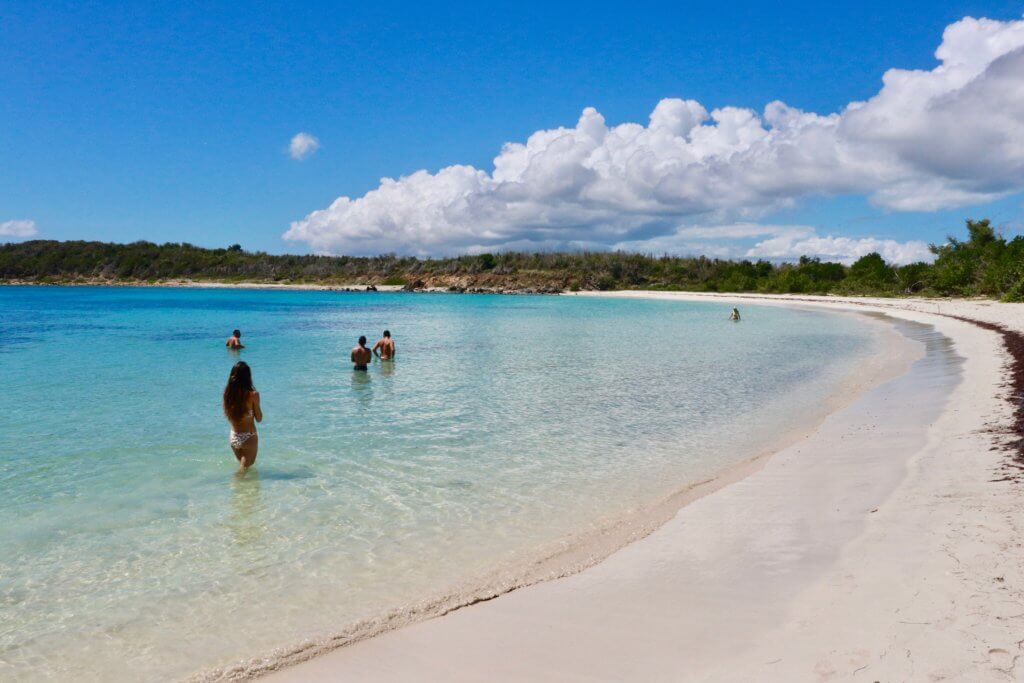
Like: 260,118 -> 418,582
223,361 -> 262,473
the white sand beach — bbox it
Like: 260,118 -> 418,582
260,293 -> 1024,682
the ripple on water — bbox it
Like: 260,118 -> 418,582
0,288 -> 882,681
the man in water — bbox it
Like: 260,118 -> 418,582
226,329 -> 245,349
372,330 -> 396,360
729,308 -> 741,322
351,335 -> 372,370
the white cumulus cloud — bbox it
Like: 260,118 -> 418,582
612,222 -> 931,265
0,219 -> 38,238
286,16 -> 1024,256
745,230 -> 932,265
289,132 -> 320,160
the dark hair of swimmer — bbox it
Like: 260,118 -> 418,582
358,335 -> 367,346
383,330 -> 391,338
233,329 -> 241,337
224,361 -> 254,421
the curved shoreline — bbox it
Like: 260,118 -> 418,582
254,293 -> 1024,682
195,300 -> 929,682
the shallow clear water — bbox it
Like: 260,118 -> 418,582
0,287 -> 879,681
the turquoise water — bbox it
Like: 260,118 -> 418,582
0,287 -> 878,681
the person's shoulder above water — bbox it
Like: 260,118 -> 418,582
226,329 -> 245,348
352,335 -> 372,367
373,330 -> 396,360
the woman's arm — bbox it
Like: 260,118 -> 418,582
251,391 -> 263,422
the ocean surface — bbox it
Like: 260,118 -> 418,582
0,287 -> 880,681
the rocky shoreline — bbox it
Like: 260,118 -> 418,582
0,278 -> 569,295
400,279 -> 564,295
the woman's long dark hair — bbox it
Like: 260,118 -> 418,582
223,361 -> 255,421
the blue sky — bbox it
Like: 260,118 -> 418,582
2,1 -> 1023,261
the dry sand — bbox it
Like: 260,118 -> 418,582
262,293 -> 1024,682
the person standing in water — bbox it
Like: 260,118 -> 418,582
226,329 -> 244,349
729,308 -> 741,322
351,336 -> 372,371
372,330 -> 396,360
223,361 -> 262,473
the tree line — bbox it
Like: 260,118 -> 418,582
1,220 -> 1021,300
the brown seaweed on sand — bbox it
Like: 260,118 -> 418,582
951,316 -> 1024,481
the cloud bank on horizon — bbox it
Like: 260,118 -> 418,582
0,219 -> 38,239
285,16 -> 1024,264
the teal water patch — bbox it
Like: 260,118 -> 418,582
0,287 -> 877,681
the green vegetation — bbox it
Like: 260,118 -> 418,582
1,220 -> 1021,299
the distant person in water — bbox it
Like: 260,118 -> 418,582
351,336 -> 372,371
226,329 -> 244,349
730,308 -> 741,322
223,361 -> 262,473
372,330 -> 396,360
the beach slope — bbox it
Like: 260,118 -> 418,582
265,295 -> 1024,682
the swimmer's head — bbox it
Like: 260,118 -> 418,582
233,329 -> 241,337
223,361 -> 254,420
358,335 -> 367,346
383,330 -> 391,338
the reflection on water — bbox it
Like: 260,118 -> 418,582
379,360 -> 396,377
227,470 -> 264,547
351,368 -> 372,406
